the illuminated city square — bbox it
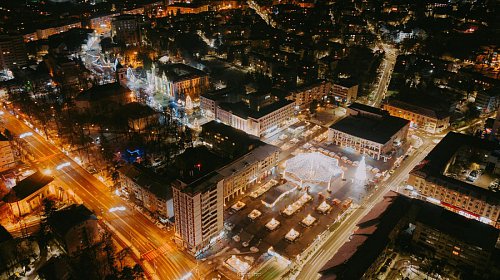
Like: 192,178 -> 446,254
0,1 -> 499,280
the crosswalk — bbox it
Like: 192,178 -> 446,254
141,243 -> 170,261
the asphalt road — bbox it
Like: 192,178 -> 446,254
295,138 -> 436,280
1,109 -> 200,280
370,45 -> 397,107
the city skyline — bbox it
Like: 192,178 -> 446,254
0,1 -> 499,280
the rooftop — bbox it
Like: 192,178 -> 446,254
201,120 -> 266,156
173,146 -> 228,185
118,102 -> 158,120
411,132 -> 500,200
289,80 -> 329,93
174,170 -> 225,196
4,171 -> 53,202
112,14 -> 141,21
201,87 -> 243,102
218,99 -> 294,120
48,204 -> 97,237
386,93 -> 452,120
174,141 -> 279,195
217,144 -> 280,178
75,82 -> 130,102
158,63 -> 207,83
348,102 -> 386,116
320,192 -> 500,279
320,192 -> 410,280
48,28 -> 93,51
333,78 -> 358,88
415,199 -> 499,249
329,114 -> 409,144
119,163 -> 172,200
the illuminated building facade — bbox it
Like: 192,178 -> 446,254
35,21 -> 82,41
154,63 -> 210,104
328,103 -> 409,160
332,79 -> 358,104
287,80 -> 331,109
166,3 -> 209,15
0,35 -> 27,70
89,12 -> 120,35
408,132 -> 500,228
216,100 -> 295,138
173,173 -> 224,255
119,164 -> 173,220
0,134 -> 15,172
111,15 -> 141,46
383,99 -> 450,133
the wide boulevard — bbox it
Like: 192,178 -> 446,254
1,108 -> 200,280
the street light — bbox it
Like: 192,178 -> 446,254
19,132 -> 33,139
56,162 -> 71,170
43,168 -> 53,176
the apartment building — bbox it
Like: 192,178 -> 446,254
383,99 -> 450,133
408,132 -> 500,228
332,79 -> 358,104
475,88 -> 500,114
201,121 -> 280,202
89,12 -> 120,35
217,99 -> 295,137
0,35 -> 28,70
112,15 -> 141,46
320,192 -> 500,280
287,80 -> 331,109
173,173 -> 224,256
166,3 -> 209,16
48,204 -> 99,256
26,21 -> 82,41
412,211 -> 497,270
173,123 -> 280,254
328,103 -> 409,160
200,88 -> 230,120
119,164 -> 173,220
409,197 -> 500,275
218,144 -> 279,203
0,134 -> 15,172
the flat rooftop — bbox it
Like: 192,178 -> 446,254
386,93 -> 451,120
119,163 -> 172,200
218,99 -> 294,120
319,192 -> 500,279
329,114 -> 409,144
201,120 -> 265,151
173,146 -> 228,185
411,132 -> 500,200
333,78 -> 358,88
348,102 -> 385,116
